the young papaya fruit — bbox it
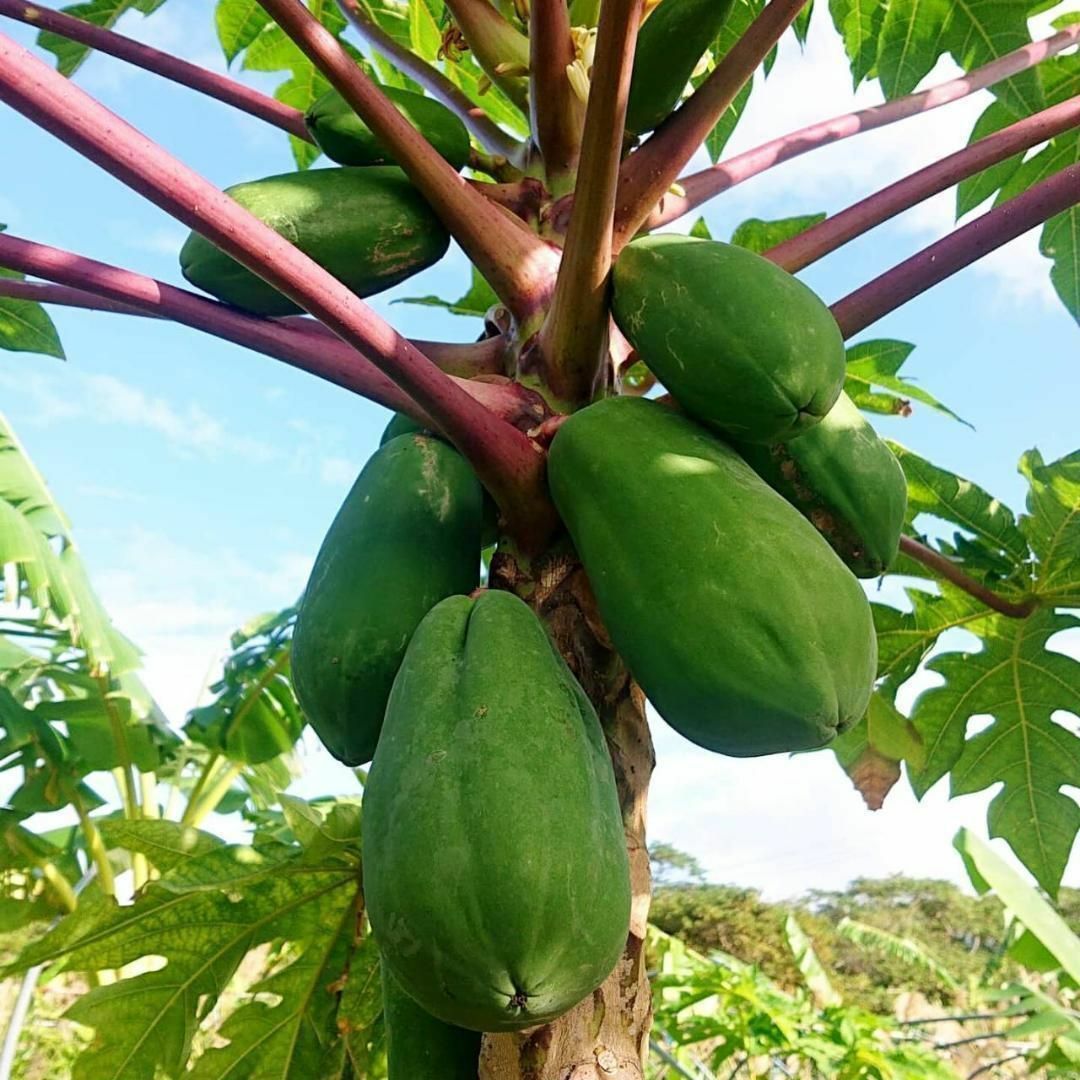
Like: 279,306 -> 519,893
363,590 -> 630,1032
548,397 -> 876,757
626,0 -> 735,135
382,962 -> 481,1079
612,235 -> 846,444
179,167 -> 450,316
379,412 -> 501,545
306,87 -> 472,171
733,392 -> 908,578
291,433 -> 483,765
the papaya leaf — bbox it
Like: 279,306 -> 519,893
888,444 -> 1030,566
875,0 -> 950,101
1019,448 -> 1080,603
96,819 -> 223,876
5,813 -> 362,1080
215,0 -> 274,65
183,606 -> 300,766
729,213 -> 826,254
699,0 -> 765,162
689,217 -> 713,240
37,0 -> 169,77
909,609 -> 1080,895
337,929 -> 386,1074
397,264 -> 499,319
845,340 -> 968,425
792,0 -> 815,46
828,0 -> 885,88
0,265 -> 65,361
408,0 -> 444,62
956,100 -> 1025,218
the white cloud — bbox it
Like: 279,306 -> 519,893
0,369 -> 279,463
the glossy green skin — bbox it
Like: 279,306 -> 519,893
612,235 -> 846,444
626,0 -> 736,134
179,167 -> 450,316
291,433 -> 482,765
379,413 -> 499,545
734,392 -> 908,578
382,963 -> 481,1079
364,590 -> 631,1032
306,87 -> 472,171
548,397 -> 877,757
379,412 -> 427,445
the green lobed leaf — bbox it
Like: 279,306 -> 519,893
845,340 -> 968,425
96,819 -> 224,876
828,0 -> 885,87
729,212 -> 826,254
5,834 -> 362,1080
1019,448 -> 1080,603
955,100 -> 1026,219
38,0 -> 169,77
214,0 -> 273,65
0,269 -> 65,361
888,444 -> 1030,564
910,609 -> 1080,896
396,264 -> 499,319
875,0 -> 950,100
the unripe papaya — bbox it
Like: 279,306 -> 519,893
364,590 -> 630,1032
612,235 -> 846,444
626,0 -> 735,135
291,433 -> 483,765
733,392 -> 908,578
306,87 -> 471,171
179,167 -> 450,316
379,413 -> 501,545
382,963 -> 481,1079
548,397 -> 876,757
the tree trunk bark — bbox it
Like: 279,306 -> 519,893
482,549 -> 655,1080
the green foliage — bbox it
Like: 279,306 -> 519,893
0,227 -> 64,361
38,0 -> 169,77
844,339 -> 968,424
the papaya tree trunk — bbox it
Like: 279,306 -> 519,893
483,550 -> 655,1079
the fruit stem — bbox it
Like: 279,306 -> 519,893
0,0 -> 312,141
538,0 -> 644,406
611,0 -> 809,251
0,275 -> 510,378
899,536 -> 1038,619
336,0 -> 527,165
0,29 -> 554,535
0,235 -> 544,429
529,0 -> 584,194
644,22 -> 1080,233
443,0 -> 532,112
260,0 -> 559,325
766,95 -> 1080,273
830,162 -> 1080,338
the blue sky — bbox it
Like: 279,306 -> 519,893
1,2 -> 1077,898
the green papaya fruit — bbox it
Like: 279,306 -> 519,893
626,0 -> 736,135
733,392 -> 908,578
548,396 -> 876,757
292,433 -> 483,765
379,413 -> 501,545
306,87 -> 472,171
379,411 -> 427,446
382,962 -> 481,1079
179,167 -> 450,316
612,235 -> 846,444
363,590 -> 630,1032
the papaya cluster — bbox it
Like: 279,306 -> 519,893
290,419 -> 630,1069
177,82 -> 469,315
